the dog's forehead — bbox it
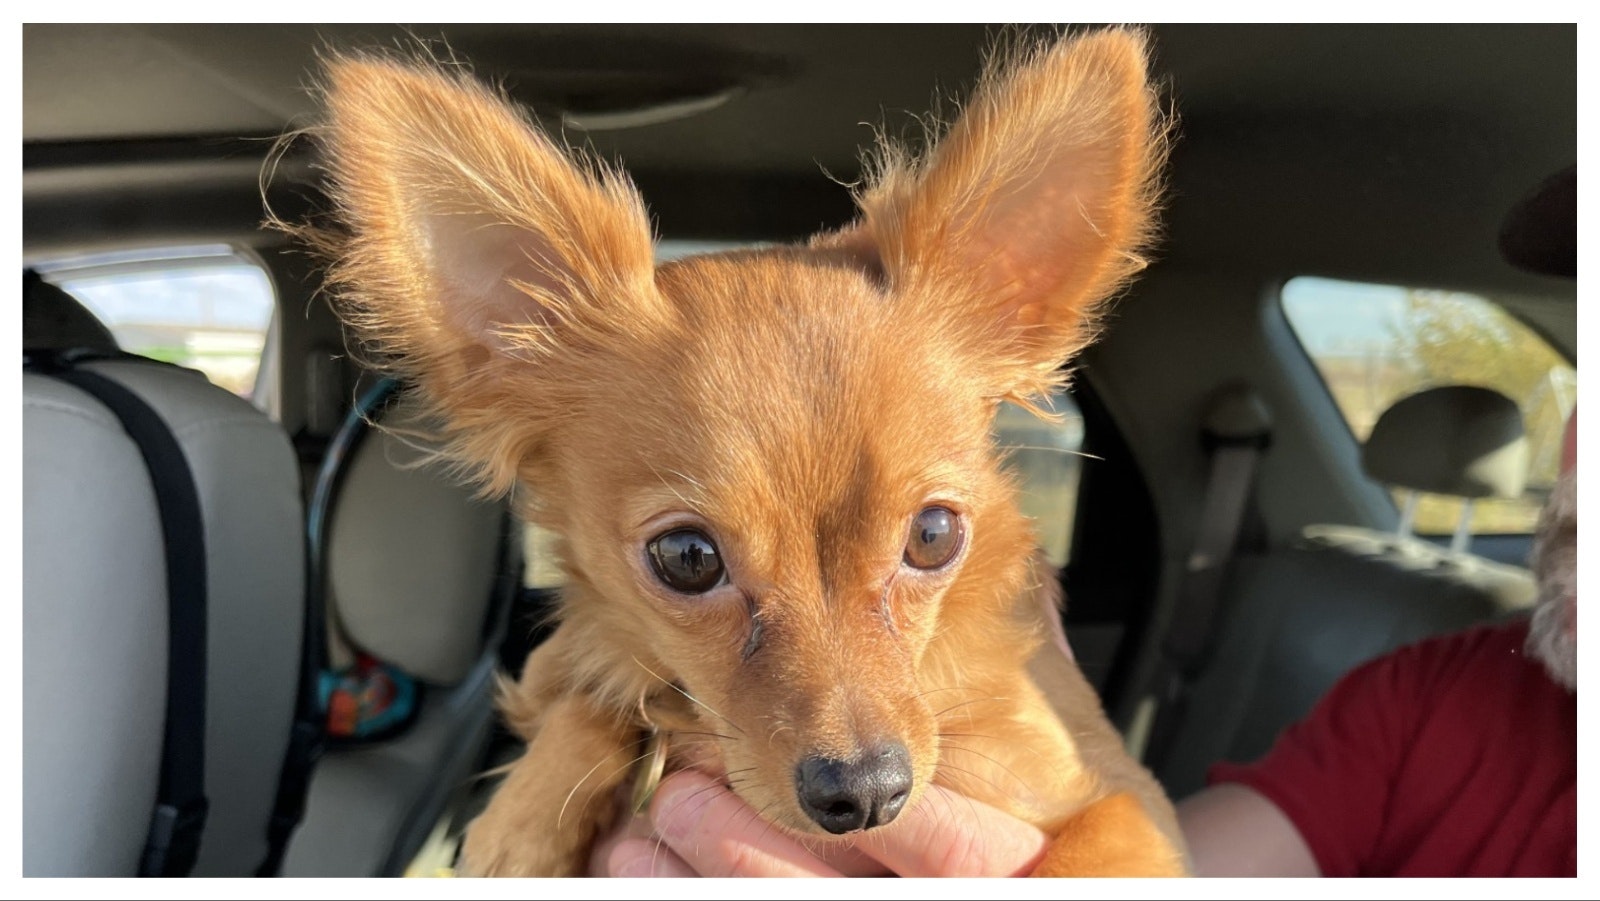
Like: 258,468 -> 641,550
625,248 -> 993,507
654,246 -> 881,334
653,250 -> 896,408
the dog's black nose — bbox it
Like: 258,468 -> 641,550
795,742 -> 913,834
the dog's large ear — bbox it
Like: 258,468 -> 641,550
308,54 -> 664,494
838,27 -> 1166,402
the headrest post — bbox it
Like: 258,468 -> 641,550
1449,499 -> 1475,555
1396,490 -> 1419,540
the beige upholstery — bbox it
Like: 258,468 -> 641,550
327,398 -> 506,685
23,356 -> 305,876
24,372 -> 168,875
284,665 -> 499,875
284,381 -> 519,877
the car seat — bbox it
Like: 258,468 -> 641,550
281,378 -> 522,876
23,271 -> 307,875
1156,385 -> 1537,798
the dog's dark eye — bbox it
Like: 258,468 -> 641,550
646,528 -> 725,594
904,506 -> 962,570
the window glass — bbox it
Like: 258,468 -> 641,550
995,392 -> 1085,569
37,245 -> 276,403
1282,276 -> 1574,535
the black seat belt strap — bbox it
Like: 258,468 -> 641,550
37,358 -> 211,877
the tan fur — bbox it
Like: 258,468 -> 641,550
1031,793 -> 1186,877
291,26 -> 1186,877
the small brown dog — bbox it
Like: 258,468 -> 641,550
301,25 -> 1186,877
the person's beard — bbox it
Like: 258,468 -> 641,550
1526,466 -> 1577,692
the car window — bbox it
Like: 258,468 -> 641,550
34,245 -> 277,405
1282,275 -> 1575,535
996,392 -> 1085,569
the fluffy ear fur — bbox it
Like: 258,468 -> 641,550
306,53 -> 667,495
833,27 -> 1168,403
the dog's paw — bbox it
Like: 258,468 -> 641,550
1029,792 -> 1189,877
457,816 -> 593,878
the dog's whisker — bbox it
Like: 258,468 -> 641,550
939,727 -> 1056,768
643,460 -> 706,510
710,771 -> 755,795
995,443 -> 1106,462
928,770 -> 994,850
661,735 -> 734,752
736,797 -> 771,833
902,784 -> 960,844
556,746 -> 654,830
631,656 -> 745,736
765,722 -> 795,749
913,684 -> 986,702
937,743 -> 1040,803
649,825 -> 671,875
747,800 -> 791,867
932,694 -> 1008,719
668,729 -> 739,742
935,756 -> 1015,798
467,755 -> 521,783
652,778 -> 743,849
661,466 -> 708,493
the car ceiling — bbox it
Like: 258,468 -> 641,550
22,23 -> 1577,348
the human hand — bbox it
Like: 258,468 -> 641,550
590,769 -> 1051,877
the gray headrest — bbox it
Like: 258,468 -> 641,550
327,396 -> 507,685
23,270 -> 119,352
1361,386 -> 1528,498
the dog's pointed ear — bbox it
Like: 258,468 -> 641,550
308,54 -> 664,493
841,28 -> 1167,399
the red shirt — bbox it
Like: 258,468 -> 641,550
1208,619 -> 1576,877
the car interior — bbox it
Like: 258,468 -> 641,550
20,23 -> 1576,876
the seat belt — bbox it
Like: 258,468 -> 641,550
257,379 -> 402,875
256,614 -> 324,876
25,350 -> 211,877
1141,383 -> 1272,771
